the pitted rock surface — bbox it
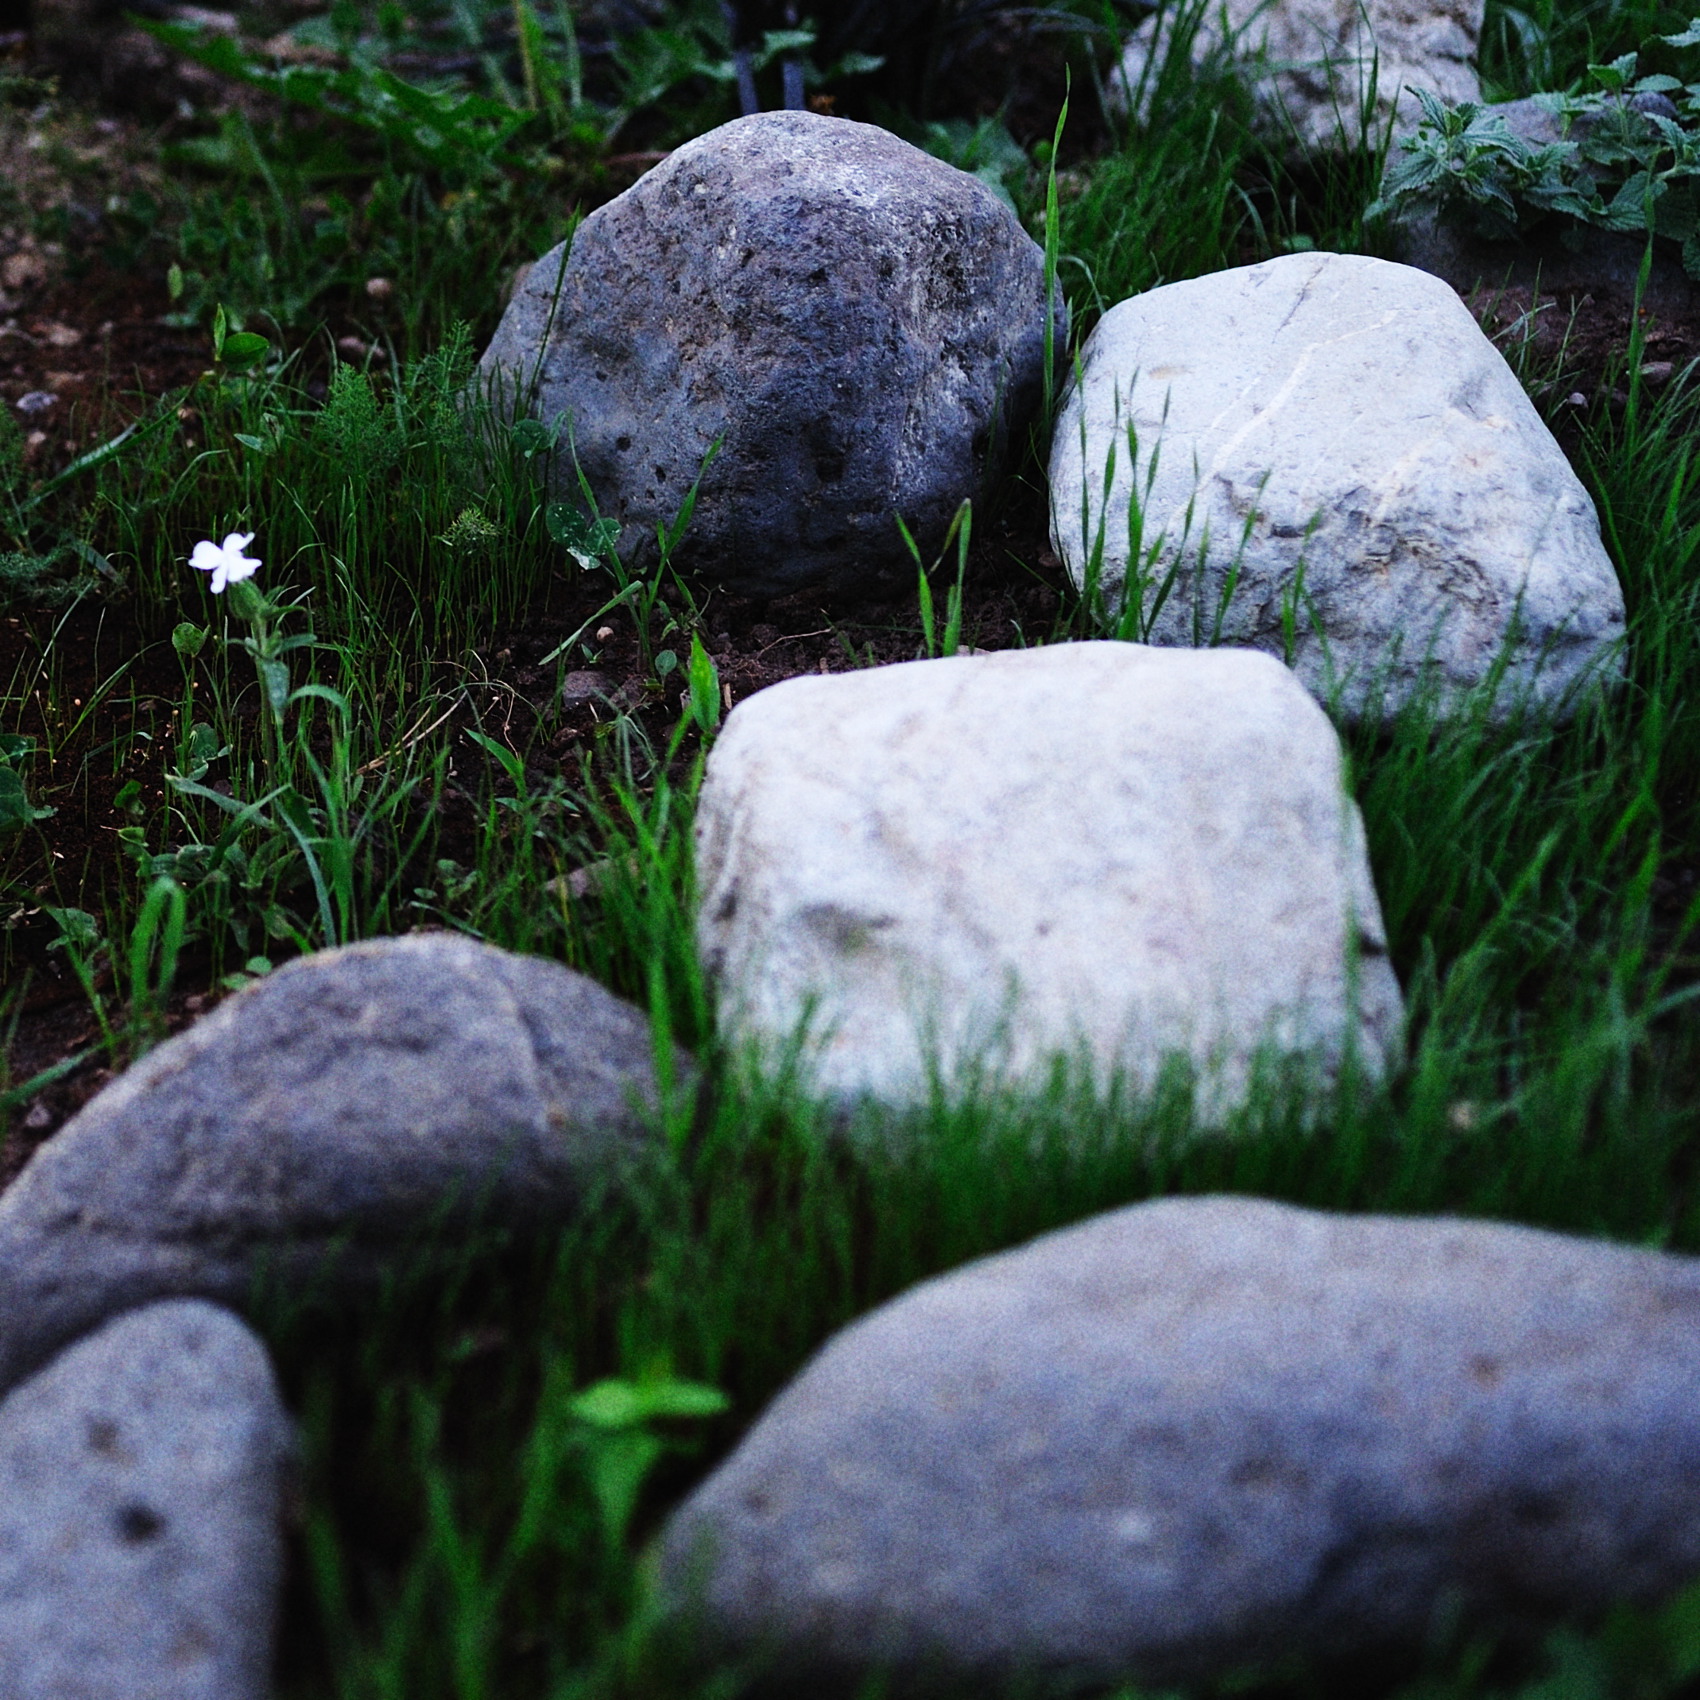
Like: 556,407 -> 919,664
1050,252 -> 1626,719
478,110 -> 1059,599
696,642 -> 1401,1112
662,1195 -> 1700,1690
0,933 -> 678,1398
0,1300 -> 293,1700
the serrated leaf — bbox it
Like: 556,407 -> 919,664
44,905 -> 100,950
1590,52 -> 1639,91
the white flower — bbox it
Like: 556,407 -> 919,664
190,532 -> 261,594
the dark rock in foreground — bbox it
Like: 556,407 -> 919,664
662,1195 -> 1700,1690
478,111 -> 1059,600
0,1300 -> 293,1700
0,933 -> 679,1398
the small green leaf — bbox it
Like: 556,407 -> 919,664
1589,52 -> 1639,91
260,658 -> 291,715
167,261 -> 185,302
464,727 -> 527,789
234,432 -> 272,453
219,331 -> 271,371
44,905 -> 101,951
688,631 -> 721,735
545,501 -> 620,570
568,1375 -> 728,1430
172,620 -> 207,660
0,733 -> 34,761
511,418 -> 554,458
0,766 -> 51,834
654,648 -> 678,678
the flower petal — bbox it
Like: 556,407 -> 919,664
189,539 -> 223,572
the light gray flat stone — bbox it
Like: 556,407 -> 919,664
0,1300 -> 293,1700
0,933 -> 679,1398
696,643 -> 1401,1114
662,1195 -> 1700,1691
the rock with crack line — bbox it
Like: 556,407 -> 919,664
1050,252 -> 1626,720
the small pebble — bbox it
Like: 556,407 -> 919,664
594,625 -> 615,642
560,669 -> 607,708
13,390 -> 55,417
364,276 -> 393,301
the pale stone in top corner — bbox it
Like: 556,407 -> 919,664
695,641 -> 1402,1116
1112,0 -> 1483,152
1049,252 -> 1625,721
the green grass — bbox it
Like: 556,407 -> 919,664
7,0 -> 1700,1692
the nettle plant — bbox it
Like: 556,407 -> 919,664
1371,23 -> 1700,276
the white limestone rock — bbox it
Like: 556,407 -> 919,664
1049,253 -> 1625,720
1114,0 -> 1483,153
695,642 -> 1402,1114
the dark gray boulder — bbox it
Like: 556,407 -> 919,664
478,111 -> 1060,600
0,933 -> 681,1398
661,1195 -> 1700,1690
0,1300 -> 294,1700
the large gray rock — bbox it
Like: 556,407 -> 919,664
696,643 -> 1402,1114
662,1195 -> 1700,1690
0,933 -> 677,1398
0,1300 -> 293,1700
1050,252 -> 1626,719
1114,0 -> 1483,152
478,111 -> 1059,600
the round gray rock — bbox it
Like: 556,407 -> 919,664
0,933 -> 680,1399
0,1300 -> 293,1700
662,1195 -> 1700,1689
478,111 -> 1059,600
